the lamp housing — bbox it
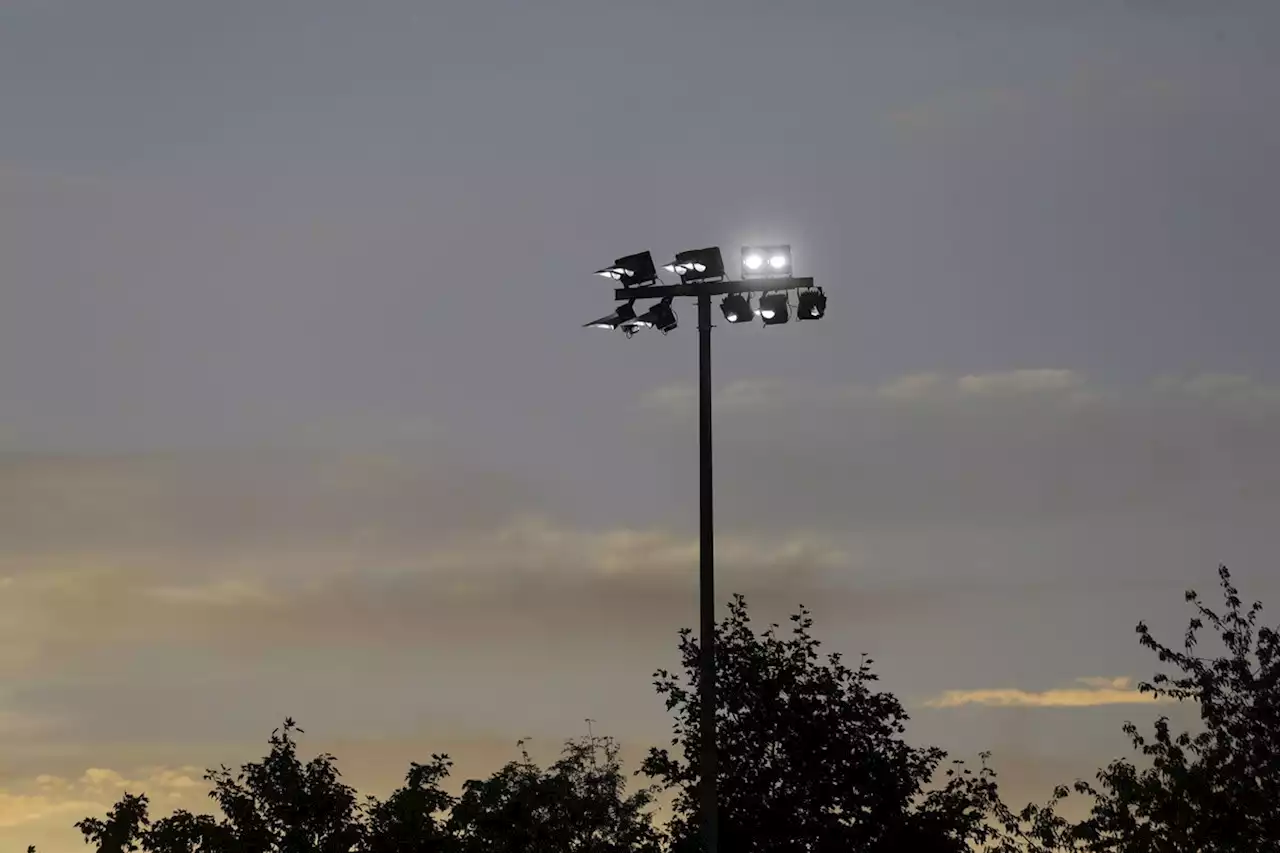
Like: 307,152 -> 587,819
663,247 -> 725,283
741,245 -> 792,280
634,298 -> 677,334
757,292 -> 790,326
594,251 -> 657,288
720,293 -> 753,324
796,288 -> 826,320
583,301 -> 637,330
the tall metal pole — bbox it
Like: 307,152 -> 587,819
597,268 -> 816,853
697,286 -> 718,853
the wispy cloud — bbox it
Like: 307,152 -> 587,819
886,65 -> 1201,137
923,676 -> 1168,709
636,370 -> 1280,532
0,765 -> 204,829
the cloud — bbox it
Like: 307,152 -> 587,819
3,514 -> 895,671
3,370 -> 1276,706
0,371 -> 1272,824
0,437 -> 973,764
888,86 -> 1027,134
636,371 -> 1280,532
0,765 -> 205,830
0,449 -> 539,559
0,709 -> 59,738
886,66 -> 1203,137
0,445 -> 920,691
923,676 -> 1167,709
77,766 -> 203,798
0,791 -> 104,830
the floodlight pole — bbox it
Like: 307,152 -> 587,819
696,284 -> 718,853
607,275 -> 814,853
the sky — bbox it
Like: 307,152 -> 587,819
2,0 -> 1279,849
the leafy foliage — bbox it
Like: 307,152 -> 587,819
73,569 -> 1280,853
641,594 -> 1006,853
997,565 -> 1280,852
448,736 -> 661,853
76,793 -> 151,853
363,755 -> 455,853
77,723 -> 658,853
77,719 -> 363,853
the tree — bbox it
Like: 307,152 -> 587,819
448,735 -> 662,853
79,718 -> 364,853
642,595 -> 1006,853
76,793 -> 151,853
1005,565 -> 1280,853
79,723 -> 660,853
362,756 -> 455,853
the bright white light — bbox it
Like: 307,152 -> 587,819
674,265 -> 688,275
692,262 -> 706,272
759,308 -> 776,319
663,264 -> 676,273
768,254 -> 788,270
744,254 -> 764,270
596,271 -> 615,279
725,312 -> 739,322
618,268 -> 634,277
809,307 -> 819,317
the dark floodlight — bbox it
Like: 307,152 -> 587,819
741,244 -> 792,280
720,293 -> 754,324
594,252 -> 657,287
634,298 -> 677,333
796,288 -> 826,320
757,292 -> 789,326
663,247 -> 725,282
583,301 -> 637,330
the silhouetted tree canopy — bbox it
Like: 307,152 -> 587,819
72,569 -> 1280,853
1002,565 -> 1280,852
448,736 -> 661,853
640,594 -> 1006,853
76,722 -> 658,853
363,755 -> 455,853
77,719 -> 363,853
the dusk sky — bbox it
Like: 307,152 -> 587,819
2,1 -> 1279,850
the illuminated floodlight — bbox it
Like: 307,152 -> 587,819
719,293 -> 753,324
662,247 -> 725,282
796,288 -> 826,320
594,252 -> 657,287
583,301 -> 638,330
741,245 -> 791,280
633,298 -> 677,333
756,292 -> 789,325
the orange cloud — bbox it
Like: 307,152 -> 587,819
923,676 -> 1169,709
0,765 -> 204,831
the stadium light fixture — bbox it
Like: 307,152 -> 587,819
633,298 -> 678,333
741,245 -> 791,280
719,293 -> 754,324
594,251 -> 657,288
757,292 -> 790,325
663,247 -> 725,283
582,301 -> 637,330
796,288 -> 826,320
